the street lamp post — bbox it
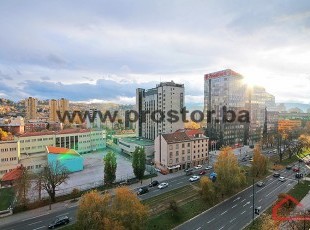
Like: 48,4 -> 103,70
252,177 -> 255,224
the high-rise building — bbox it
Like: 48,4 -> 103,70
49,98 -> 69,122
136,81 -> 185,140
203,69 -> 276,147
25,97 -> 37,120
49,99 -> 58,122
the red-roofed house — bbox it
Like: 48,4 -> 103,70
0,165 -> 23,187
155,129 -> 209,173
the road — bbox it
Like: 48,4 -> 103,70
175,165 -> 309,230
0,167 -> 211,230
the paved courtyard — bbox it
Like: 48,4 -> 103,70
28,148 -> 135,201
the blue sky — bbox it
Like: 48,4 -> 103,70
0,0 -> 310,104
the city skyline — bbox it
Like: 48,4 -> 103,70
1,1 -> 310,105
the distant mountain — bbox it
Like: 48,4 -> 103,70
278,103 -> 310,113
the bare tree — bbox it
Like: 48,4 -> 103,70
14,166 -> 31,207
36,161 -> 69,203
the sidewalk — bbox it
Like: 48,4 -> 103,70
0,169 -> 186,227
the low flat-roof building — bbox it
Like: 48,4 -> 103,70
118,137 -> 154,160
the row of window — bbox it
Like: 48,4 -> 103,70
0,157 -> 17,162
0,147 -> 17,152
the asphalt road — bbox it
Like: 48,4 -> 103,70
0,167 -> 210,230
1,158 -> 305,230
175,165 -> 309,230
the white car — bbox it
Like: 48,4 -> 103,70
279,177 -> 286,182
194,165 -> 203,169
189,175 -> 200,182
158,182 -> 169,189
205,166 -> 213,170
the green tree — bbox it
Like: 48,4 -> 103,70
200,177 -> 217,205
132,147 -> 146,182
104,151 -> 117,185
214,147 -> 246,195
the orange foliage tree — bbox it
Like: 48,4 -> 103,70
76,187 -> 148,230
252,145 -> 268,177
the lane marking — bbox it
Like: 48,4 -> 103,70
221,210 -> 227,215
241,211 -> 246,215
33,226 -> 46,230
259,199 -> 262,202
219,226 -> 224,230
22,214 -> 50,222
232,204 -> 238,209
28,221 -> 42,226
230,218 -> 236,223
250,206 -> 253,209
207,218 -> 215,224
243,201 -> 250,207
56,212 -> 69,217
196,227 -> 201,230
233,197 -> 241,202
177,182 -> 183,184
241,199 -> 246,203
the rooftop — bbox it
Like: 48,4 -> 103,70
1,166 -> 23,182
162,132 -> 191,143
119,137 -> 154,146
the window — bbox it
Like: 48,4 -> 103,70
176,144 -> 179,149
176,158 -> 179,163
169,145 -> 173,150
182,143 -> 184,148
176,151 -> 179,156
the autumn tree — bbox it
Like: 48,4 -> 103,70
14,166 -> 31,207
76,187 -> 148,230
132,147 -> 146,182
0,128 -> 8,140
76,190 -> 121,230
71,188 -> 80,201
200,177 -> 217,205
36,161 -> 69,203
184,120 -> 201,129
251,145 -> 268,177
112,186 -> 148,229
214,147 -> 246,195
260,214 -> 280,230
103,151 -> 117,185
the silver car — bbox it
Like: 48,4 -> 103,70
158,182 -> 169,189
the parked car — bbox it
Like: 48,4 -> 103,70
184,168 -> 193,172
241,157 -> 247,162
286,165 -> 292,170
137,187 -> 149,195
205,166 -> 213,170
256,181 -> 265,187
154,168 -> 161,172
158,182 -> 169,189
199,170 -> 206,175
194,165 -> 203,169
186,171 -> 193,176
295,173 -> 304,179
268,151 -> 272,154
279,176 -> 286,182
189,175 -> 200,182
149,180 -> 159,187
273,172 -> 280,177
48,216 -> 70,229
293,167 -> 300,172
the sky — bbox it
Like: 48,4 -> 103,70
0,0 -> 310,105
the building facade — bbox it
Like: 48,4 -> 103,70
154,129 -> 209,173
203,69 -> 276,147
25,97 -> 38,120
15,129 -> 106,155
136,81 -> 185,140
0,141 -> 20,178
49,98 -> 69,123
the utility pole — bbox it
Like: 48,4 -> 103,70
252,177 -> 255,224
